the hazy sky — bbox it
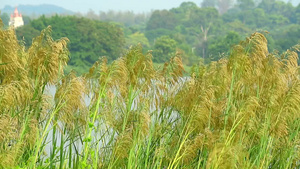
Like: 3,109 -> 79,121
1,0 -> 200,13
1,0 -> 300,13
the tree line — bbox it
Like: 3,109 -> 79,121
1,0 -> 300,73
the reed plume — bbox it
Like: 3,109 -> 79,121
55,71 -> 88,131
28,26 -> 69,85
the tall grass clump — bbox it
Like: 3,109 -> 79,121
0,18 -> 299,168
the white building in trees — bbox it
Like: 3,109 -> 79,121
9,7 -> 24,28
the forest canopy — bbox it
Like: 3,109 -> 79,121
2,0 -> 300,73
16,15 -> 125,73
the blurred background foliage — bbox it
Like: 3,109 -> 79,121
1,0 -> 300,74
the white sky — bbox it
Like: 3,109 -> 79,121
1,0 -> 200,13
1,0 -> 299,13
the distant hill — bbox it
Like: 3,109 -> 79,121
1,4 -> 74,16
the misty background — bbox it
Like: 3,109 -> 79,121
2,0 -> 300,74
1,0 -> 300,13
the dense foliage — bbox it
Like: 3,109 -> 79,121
0,13 -> 9,28
15,15 -> 125,73
1,18 -> 300,168
0,0 -> 298,72
145,0 -> 300,63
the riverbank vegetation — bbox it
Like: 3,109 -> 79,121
1,0 -> 298,74
0,18 -> 300,168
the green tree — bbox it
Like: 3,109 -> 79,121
237,8 -> 268,28
153,36 -> 177,62
237,0 -> 255,10
274,24 -> 300,51
16,15 -> 125,69
226,20 -> 252,35
0,13 -> 9,27
146,10 -> 178,31
186,7 -> 219,28
179,2 -> 198,9
145,28 -> 175,44
218,0 -> 234,14
202,0 -> 234,14
257,0 -> 276,14
258,0 -> 295,21
186,7 -> 220,59
170,2 -> 198,23
22,15 -> 32,25
15,25 -> 41,45
125,32 -> 150,48
292,4 -> 300,23
201,0 -> 217,8
208,31 -> 241,61
99,10 -> 149,27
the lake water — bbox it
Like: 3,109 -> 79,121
41,78 -> 187,162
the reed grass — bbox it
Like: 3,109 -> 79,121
0,20 -> 300,168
